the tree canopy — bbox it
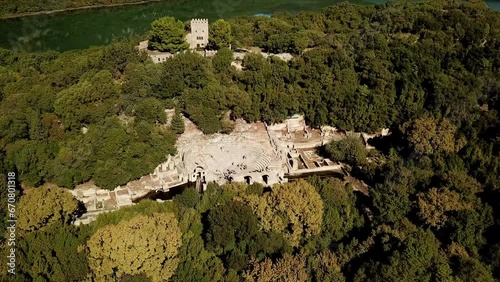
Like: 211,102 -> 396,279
243,254 -> 308,282
149,17 -> 189,53
0,1 -> 499,281
17,184 -> 79,233
323,135 -> 368,166
170,110 -> 185,134
208,19 -> 233,50
238,180 -> 324,247
87,212 -> 182,281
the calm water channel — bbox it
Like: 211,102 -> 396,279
0,0 -> 499,52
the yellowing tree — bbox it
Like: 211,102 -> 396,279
310,251 -> 346,282
417,187 -> 470,228
87,212 -> 182,281
17,184 -> 79,233
402,117 -> 458,155
241,180 -> 323,247
243,254 -> 308,282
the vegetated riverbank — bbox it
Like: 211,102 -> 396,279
3,0 -> 500,20
0,0 -> 165,19
0,0 -> 354,52
2,0 -> 499,52
0,0 -> 182,20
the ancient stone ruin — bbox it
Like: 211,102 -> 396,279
71,114 -> 386,224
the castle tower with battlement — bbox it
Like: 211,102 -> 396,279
186,18 -> 209,49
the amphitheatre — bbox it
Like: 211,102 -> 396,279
72,113 -> 383,224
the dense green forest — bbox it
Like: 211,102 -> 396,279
1,0 -> 500,281
0,41 -> 178,190
0,0 -> 178,17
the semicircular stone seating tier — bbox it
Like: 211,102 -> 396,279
248,153 -> 272,172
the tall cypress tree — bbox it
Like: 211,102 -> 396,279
170,110 -> 185,134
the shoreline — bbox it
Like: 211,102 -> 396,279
2,0 -> 499,20
0,0 -> 164,20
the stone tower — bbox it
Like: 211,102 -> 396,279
187,18 -> 209,49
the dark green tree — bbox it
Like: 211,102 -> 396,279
15,224 -> 89,281
307,177 -> 364,249
134,97 -> 166,124
212,48 -> 233,74
208,19 -> 233,50
205,201 -> 260,271
158,52 -> 210,99
149,17 -> 189,52
54,70 -> 120,129
170,110 -> 185,134
324,135 -> 367,166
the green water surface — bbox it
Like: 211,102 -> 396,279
0,0 -> 498,52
